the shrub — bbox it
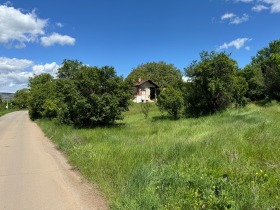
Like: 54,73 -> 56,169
157,87 -> 184,119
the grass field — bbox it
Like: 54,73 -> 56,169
37,102 -> 280,209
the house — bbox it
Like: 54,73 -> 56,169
133,79 -> 159,103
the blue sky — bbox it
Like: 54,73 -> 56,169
0,0 -> 280,92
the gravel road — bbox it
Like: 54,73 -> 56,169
0,111 -> 108,210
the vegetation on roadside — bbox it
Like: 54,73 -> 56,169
0,108 -> 18,117
28,60 -> 131,126
9,38 -> 280,209
0,97 -> 18,116
25,39 -> 280,123
38,102 -> 280,209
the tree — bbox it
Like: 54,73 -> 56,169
184,51 -> 245,117
251,39 -> 280,100
57,59 -> 83,79
232,75 -> 248,108
157,87 -> 184,119
241,64 -> 266,101
56,61 -> 131,126
28,73 -> 57,119
13,88 -> 29,109
126,61 -> 183,89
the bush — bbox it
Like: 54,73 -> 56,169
184,51 -> 246,117
56,61 -> 131,126
157,87 -> 184,119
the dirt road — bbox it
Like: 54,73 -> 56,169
0,111 -> 108,210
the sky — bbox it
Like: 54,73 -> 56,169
0,0 -> 280,92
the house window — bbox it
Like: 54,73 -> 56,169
142,89 -> 146,95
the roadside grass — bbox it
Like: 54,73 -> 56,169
37,102 -> 280,209
0,108 -> 19,117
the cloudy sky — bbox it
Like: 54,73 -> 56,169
0,0 -> 280,92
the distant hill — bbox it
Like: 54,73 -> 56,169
0,92 -> 14,100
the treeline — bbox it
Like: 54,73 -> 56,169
26,60 -> 131,126
13,39 -> 280,125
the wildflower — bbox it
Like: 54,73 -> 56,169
260,169 -> 263,174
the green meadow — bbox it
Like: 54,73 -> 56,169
37,102 -> 280,209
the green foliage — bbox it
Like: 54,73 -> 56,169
38,103 -> 280,209
184,51 -> 245,116
13,88 -> 29,109
141,102 -> 151,119
42,99 -> 58,118
27,60 -> 131,127
28,73 -> 56,120
126,61 -> 183,89
251,39 -> 280,100
157,87 -> 184,119
57,59 -> 83,79
29,73 -> 54,89
232,75 -> 248,108
56,61 -> 131,126
241,64 -> 266,101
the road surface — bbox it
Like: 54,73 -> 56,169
0,111 -> 107,210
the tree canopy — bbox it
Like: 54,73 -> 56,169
28,73 -> 56,119
184,51 -> 247,116
28,60 -> 131,127
126,61 -> 183,88
13,88 -> 29,109
56,62 -> 131,126
250,40 -> 280,100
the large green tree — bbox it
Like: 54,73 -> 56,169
28,73 -> 57,119
126,61 -> 183,88
251,39 -> 280,100
13,88 -> 30,109
184,51 -> 247,116
56,60 -> 131,126
241,64 -> 266,101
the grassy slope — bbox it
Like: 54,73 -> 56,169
37,103 -> 280,209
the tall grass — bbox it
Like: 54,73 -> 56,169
38,102 -> 280,209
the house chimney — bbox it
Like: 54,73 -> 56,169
138,78 -> 141,82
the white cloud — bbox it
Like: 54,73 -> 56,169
0,4 -> 76,48
221,13 -> 249,24
252,4 -> 270,12
32,62 -> 59,76
217,38 -> 252,51
0,57 -> 59,92
41,33 -> 76,47
221,13 -> 236,20
230,14 -> 249,24
0,57 -> 33,73
56,22 -> 64,28
0,4 -> 47,48
245,46 -> 251,51
261,0 -> 280,13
